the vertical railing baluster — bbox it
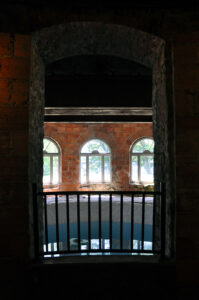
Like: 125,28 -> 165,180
77,194 -> 81,252
109,193 -> 112,250
141,193 -> 145,251
37,189 -> 164,257
131,194 -> 134,251
55,194 -> 60,252
66,193 -> 70,252
88,194 -> 91,251
99,193 -> 102,250
32,183 -> 39,258
152,193 -> 156,253
44,194 -> 49,253
160,182 -> 166,258
120,193 -> 123,250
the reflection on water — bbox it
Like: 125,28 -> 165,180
43,238 -> 153,258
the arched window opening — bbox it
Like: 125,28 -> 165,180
29,23 -> 174,258
80,139 -> 111,184
43,137 -> 61,185
130,137 -> 154,184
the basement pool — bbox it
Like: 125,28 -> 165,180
43,221 -> 153,256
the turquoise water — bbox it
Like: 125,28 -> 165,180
44,221 -> 152,245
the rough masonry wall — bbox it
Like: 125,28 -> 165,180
0,33 -> 31,288
174,32 -> 199,287
44,122 -> 153,192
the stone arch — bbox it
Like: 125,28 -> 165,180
32,22 -> 163,67
29,22 -> 173,258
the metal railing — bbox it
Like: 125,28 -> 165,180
33,183 -> 166,258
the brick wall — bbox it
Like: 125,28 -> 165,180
0,33 -> 30,261
174,33 -> 199,287
44,122 -> 153,192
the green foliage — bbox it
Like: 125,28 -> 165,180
140,156 -> 153,174
83,139 -> 109,153
143,185 -> 154,192
89,156 -> 101,174
133,138 -> 154,153
43,156 -> 50,175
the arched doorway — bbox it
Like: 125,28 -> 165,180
29,22 -> 174,258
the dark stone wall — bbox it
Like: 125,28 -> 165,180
0,33 -> 31,295
173,32 -> 199,287
29,41 -> 45,257
1,4 -> 198,37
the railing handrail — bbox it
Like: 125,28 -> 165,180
37,190 -> 162,196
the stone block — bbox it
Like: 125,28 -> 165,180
177,260 -> 199,285
174,44 -> 197,66
0,106 -> 28,130
11,80 -> 29,105
14,34 -> 31,57
11,130 -> 28,155
0,33 -> 13,58
0,130 -> 12,151
0,57 -> 30,80
174,65 -> 199,90
0,79 -> 12,103
0,232 -> 29,258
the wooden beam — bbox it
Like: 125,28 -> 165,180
45,107 -> 152,116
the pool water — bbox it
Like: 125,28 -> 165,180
44,221 -> 153,251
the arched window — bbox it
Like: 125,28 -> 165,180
80,139 -> 111,184
43,137 -> 61,185
130,137 -> 154,184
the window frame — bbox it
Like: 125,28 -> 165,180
130,137 -> 154,185
43,137 -> 61,186
80,139 -> 111,184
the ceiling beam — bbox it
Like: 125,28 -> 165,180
45,107 -> 152,116
44,107 -> 152,123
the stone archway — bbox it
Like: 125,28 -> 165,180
29,22 -> 173,258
